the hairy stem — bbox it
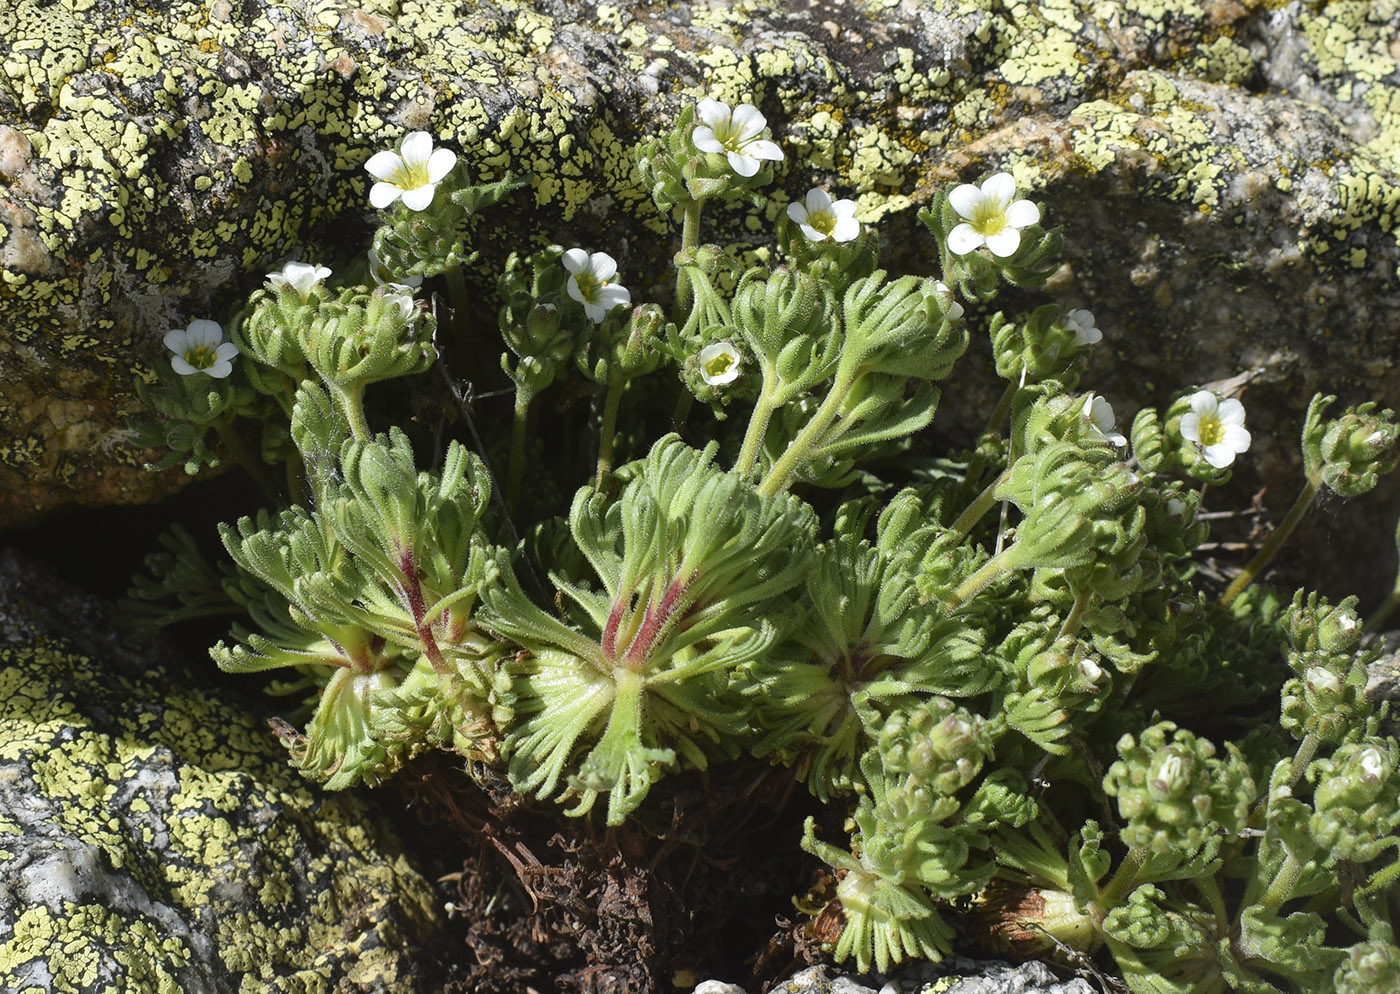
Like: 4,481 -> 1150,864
595,370 -> 626,487
1220,478 -> 1320,607
758,367 -> 858,496
508,389 -> 532,512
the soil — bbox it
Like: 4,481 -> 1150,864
395,752 -> 840,994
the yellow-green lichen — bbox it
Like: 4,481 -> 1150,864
0,628 -> 443,992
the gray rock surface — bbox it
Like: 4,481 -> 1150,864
0,549 -> 447,993
700,958 -> 1095,994
1,0 -> 1398,586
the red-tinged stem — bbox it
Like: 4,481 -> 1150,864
620,573 -> 697,670
602,598 -> 627,660
398,548 -> 449,675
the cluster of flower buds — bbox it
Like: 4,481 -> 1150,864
497,246 -> 575,402
1307,739 -> 1399,861
1302,394 -> 1400,497
1334,937 -> 1400,994
989,304 -> 1101,388
876,697 -> 994,796
1104,721 -> 1254,854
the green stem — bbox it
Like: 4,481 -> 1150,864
214,420 -> 279,502
1256,852 -> 1303,911
1220,478 -> 1320,607
948,469 -> 1010,540
1056,583 -> 1092,642
508,390 -> 533,512
982,381 -> 1018,439
945,544 -> 1019,611
735,377 -> 780,476
1286,733 -> 1320,790
1365,585 -> 1400,634
332,381 -> 371,441
674,199 -> 703,318
671,388 -> 694,436
595,370 -> 625,487
758,367 -> 858,497
1094,845 -> 1152,914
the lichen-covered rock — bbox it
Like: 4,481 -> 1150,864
0,549 -> 446,993
1,1 -> 1398,569
717,958 -> 1094,994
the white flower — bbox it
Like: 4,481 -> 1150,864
364,132 -> 457,211
163,319 -> 239,379
1082,394 -> 1126,447
1180,390 -> 1251,468
1064,308 -> 1102,346
1078,656 -> 1104,688
1358,747 -> 1385,782
380,289 -> 417,324
786,188 -> 859,243
367,248 -> 423,290
1305,666 -> 1341,696
562,249 -> 630,323
933,280 -> 964,321
947,172 -> 1041,257
691,98 -> 784,178
266,261 -> 331,300
699,342 -> 742,386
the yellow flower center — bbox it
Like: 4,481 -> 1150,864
1196,415 -> 1225,446
184,344 -> 218,369
703,351 -> 736,379
807,210 -> 835,236
970,200 -> 1008,236
392,160 -> 432,190
574,273 -> 603,300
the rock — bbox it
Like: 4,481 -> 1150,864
2,0 -> 1398,590
712,958 -> 1095,994
0,549 -> 447,993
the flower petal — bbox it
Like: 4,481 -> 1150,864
590,252 -> 618,281
427,147 -> 457,182
1179,412 -> 1202,444
400,184 -> 437,211
163,329 -> 188,353
743,139 -> 784,162
369,182 -> 402,208
948,183 -> 983,220
1189,391 -> 1219,417
1203,443 -> 1236,468
596,284 -> 631,311
364,150 -> 402,180
1222,423 -> 1252,452
984,227 -> 1022,257
696,98 -> 729,128
981,172 -> 1017,206
566,276 -> 586,305
798,222 -> 826,242
399,131 -> 434,166
205,359 -> 234,379
215,342 -> 240,362
727,151 -> 760,177
786,201 -> 808,224
947,223 -> 983,255
170,355 -> 197,376
561,248 -> 590,275
805,188 -> 832,214
1217,398 -> 1247,427
692,128 -> 724,154
730,103 -> 767,138
1004,199 -> 1041,228
830,215 -> 860,242
187,319 -> 224,346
